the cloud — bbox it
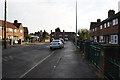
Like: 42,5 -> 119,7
0,0 -> 120,33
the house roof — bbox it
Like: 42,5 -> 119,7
90,11 -> 120,29
99,11 -> 120,25
13,23 -> 21,28
0,20 -> 17,29
90,22 -> 97,29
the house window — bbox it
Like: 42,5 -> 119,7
20,36 -> 22,39
111,35 -> 118,44
112,18 -> 118,25
116,18 -> 118,24
94,36 -> 97,42
113,19 -> 116,25
8,28 -> 13,31
99,36 -> 103,42
8,35 -> 13,39
20,30 -> 23,33
95,28 -> 97,31
104,23 -> 106,28
100,25 -> 102,29
59,35 -> 62,37
14,29 -> 17,32
107,22 -> 110,27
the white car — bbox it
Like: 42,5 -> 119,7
59,38 -> 65,44
50,40 -> 64,50
64,38 -> 68,41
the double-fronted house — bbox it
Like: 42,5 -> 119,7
0,20 -> 25,42
90,10 -> 120,44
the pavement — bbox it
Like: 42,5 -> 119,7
2,41 -> 98,78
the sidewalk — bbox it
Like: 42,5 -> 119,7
51,41 -> 98,78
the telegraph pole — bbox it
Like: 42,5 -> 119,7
75,0 -> 78,47
4,0 -> 7,49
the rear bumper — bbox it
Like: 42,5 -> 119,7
50,45 -> 62,48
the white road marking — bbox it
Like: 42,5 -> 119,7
19,51 -> 55,78
2,58 -> 7,62
52,57 -> 62,71
2,56 -> 14,63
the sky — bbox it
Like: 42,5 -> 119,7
0,0 -> 120,33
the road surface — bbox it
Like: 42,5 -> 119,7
2,41 -> 97,78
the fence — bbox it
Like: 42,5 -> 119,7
78,41 -> 120,80
103,45 -> 120,79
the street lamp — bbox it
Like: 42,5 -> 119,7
75,0 -> 78,47
4,0 -> 7,49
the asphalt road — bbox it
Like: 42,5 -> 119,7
2,41 -> 97,78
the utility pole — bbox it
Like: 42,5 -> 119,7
4,0 -> 7,49
75,0 -> 78,47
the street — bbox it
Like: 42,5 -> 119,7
2,41 -> 97,78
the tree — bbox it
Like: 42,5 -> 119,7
41,30 -> 50,40
25,34 -> 31,41
55,27 -> 61,32
42,30 -> 47,39
78,29 -> 90,40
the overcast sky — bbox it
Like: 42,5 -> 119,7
0,0 -> 120,33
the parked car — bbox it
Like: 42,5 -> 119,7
59,38 -> 65,44
50,38 -> 54,42
64,38 -> 68,41
50,40 -> 64,50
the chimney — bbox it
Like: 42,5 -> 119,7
108,10 -> 115,18
40,30 -> 42,32
51,30 -> 52,33
97,19 -> 101,23
14,20 -> 18,24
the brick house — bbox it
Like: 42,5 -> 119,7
90,10 -> 120,44
23,27 -> 29,36
50,30 -> 76,41
23,27 -> 29,41
0,20 -> 25,42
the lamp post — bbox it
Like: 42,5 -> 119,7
4,0 -> 7,49
75,0 -> 78,47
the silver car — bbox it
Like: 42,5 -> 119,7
50,40 -> 64,50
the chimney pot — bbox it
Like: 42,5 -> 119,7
108,10 -> 115,18
14,20 -> 18,23
97,19 -> 101,23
